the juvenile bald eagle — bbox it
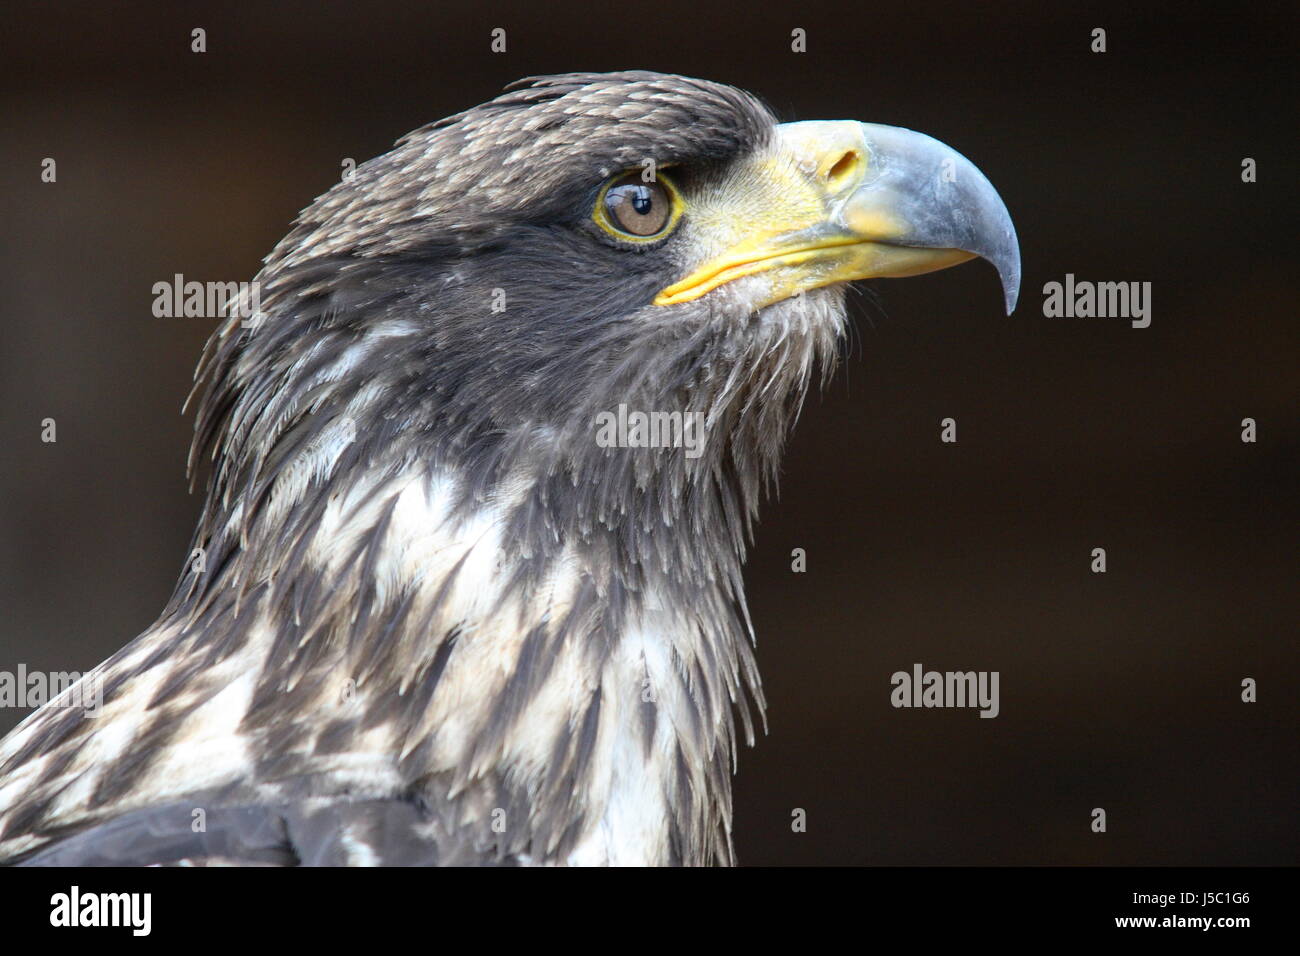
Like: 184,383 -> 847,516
0,72 -> 1018,866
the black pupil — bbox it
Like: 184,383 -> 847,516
605,177 -> 669,237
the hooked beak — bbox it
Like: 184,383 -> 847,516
654,120 -> 1021,315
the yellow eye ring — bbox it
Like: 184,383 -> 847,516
593,170 -> 684,243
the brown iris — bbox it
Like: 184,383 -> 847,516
601,174 -> 673,237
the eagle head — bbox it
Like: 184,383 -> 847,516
190,69 -> 1018,632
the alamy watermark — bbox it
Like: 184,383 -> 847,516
594,404 -> 706,459
50,886 -> 151,935
890,663 -> 1000,718
0,664 -> 103,717
1042,274 -> 1151,328
152,274 -> 261,321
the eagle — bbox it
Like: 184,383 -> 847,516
0,72 -> 1019,866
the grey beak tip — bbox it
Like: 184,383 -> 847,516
997,235 -> 1022,315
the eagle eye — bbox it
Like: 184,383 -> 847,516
595,172 -> 682,242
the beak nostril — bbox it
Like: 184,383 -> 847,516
825,149 -> 860,185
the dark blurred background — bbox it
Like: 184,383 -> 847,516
1,1 -> 1295,864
